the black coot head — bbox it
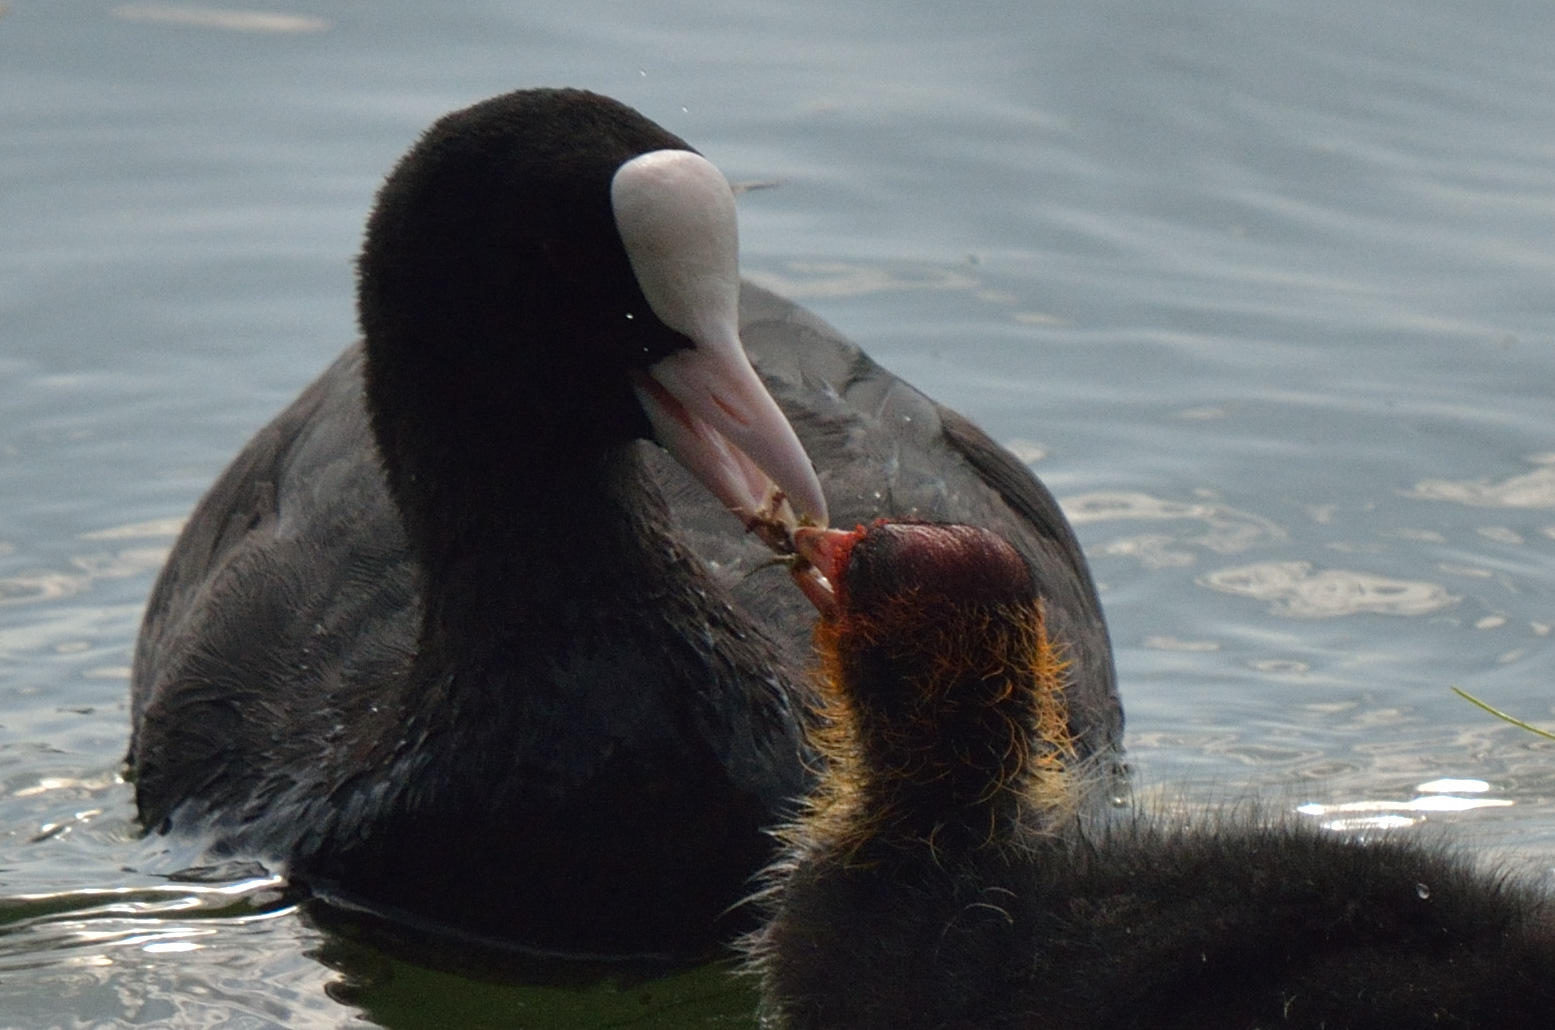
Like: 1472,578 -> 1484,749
351,87 -> 826,540
358,88 -> 695,456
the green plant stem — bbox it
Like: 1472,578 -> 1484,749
1452,687 -> 1555,742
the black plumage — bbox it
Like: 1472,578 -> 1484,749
750,520 -> 1555,1030
128,89 -> 1120,960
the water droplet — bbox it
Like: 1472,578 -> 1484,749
1416,882 -> 1431,899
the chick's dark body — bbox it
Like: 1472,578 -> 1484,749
751,521 -> 1555,1029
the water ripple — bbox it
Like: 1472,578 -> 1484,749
1408,454 -> 1555,510
1198,560 -> 1458,618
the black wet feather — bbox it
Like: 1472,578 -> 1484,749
749,521 -> 1555,1029
129,89 -> 1121,960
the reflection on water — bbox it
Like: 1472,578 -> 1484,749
1198,561 -> 1457,618
312,922 -> 757,1030
0,871 -> 758,1030
746,261 -> 979,300
110,4 -> 332,34
1065,490 -> 1285,564
0,546 -> 168,608
1298,778 -> 1515,833
0,874 -> 342,1028
1409,454 -> 1555,511
0,875 -> 297,967
4,0 -> 1555,1023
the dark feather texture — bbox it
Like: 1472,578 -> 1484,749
128,89 -> 1120,960
750,521 -> 1555,1030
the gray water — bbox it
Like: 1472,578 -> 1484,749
3,1 -> 1554,1026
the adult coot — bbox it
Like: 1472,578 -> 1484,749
748,520 -> 1555,1028
128,89 -> 1120,960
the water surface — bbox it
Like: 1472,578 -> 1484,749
3,0 -> 1554,1025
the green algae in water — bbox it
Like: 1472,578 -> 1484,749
322,950 -> 760,1030
308,907 -> 760,1030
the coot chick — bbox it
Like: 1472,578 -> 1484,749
749,520 -> 1555,1029
128,89 -> 1121,960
